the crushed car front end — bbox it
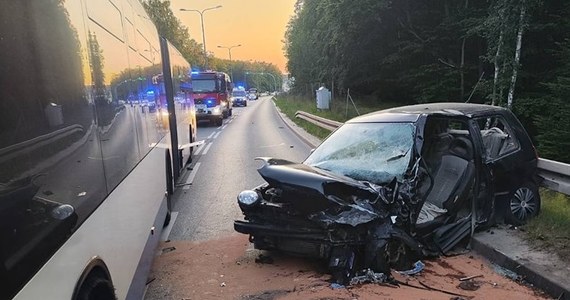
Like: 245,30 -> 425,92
234,120 -> 438,282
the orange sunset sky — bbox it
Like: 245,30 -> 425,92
171,0 -> 297,73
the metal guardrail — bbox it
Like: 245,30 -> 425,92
294,111 -> 342,131
295,110 -> 570,196
537,158 -> 570,195
0,124 -> 84,165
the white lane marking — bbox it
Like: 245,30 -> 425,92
259,142 -> 286,148
193,144 -> 204,156
213,131 -> 221,139
160,211 -> 178,240
202,142 -> 213,155
207,132 -> 215,139
221,125 -> 227,130
182,162 -> 201,190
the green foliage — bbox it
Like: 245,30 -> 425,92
142,0 -> 204,67
524,189 -> 570,258
284,0 -> 570,163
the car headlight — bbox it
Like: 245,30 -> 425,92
212,106 -> 221,114
237,190 -> 260,209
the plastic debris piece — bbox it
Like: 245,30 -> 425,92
458,280 -> 480,291
396,261 -> 425,276
349,269 -> 388,285
330,283 -> 345,289
459,274 -> 483,281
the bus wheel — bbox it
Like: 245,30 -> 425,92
75,273 -> 116,300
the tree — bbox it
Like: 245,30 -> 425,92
142,0 -> 203,67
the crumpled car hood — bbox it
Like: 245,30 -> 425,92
256,158 -> 390,226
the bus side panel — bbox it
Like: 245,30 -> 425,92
14,147 -> 167,300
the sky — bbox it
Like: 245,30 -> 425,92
171,0 -> 297,73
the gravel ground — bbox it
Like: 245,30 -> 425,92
144,234 -> 551,300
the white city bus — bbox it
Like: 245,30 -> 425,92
0,0 -> 196,298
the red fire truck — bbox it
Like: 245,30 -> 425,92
191,71 -> 232,126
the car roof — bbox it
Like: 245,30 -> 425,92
347,103 -> 508,123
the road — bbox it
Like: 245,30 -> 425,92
167,96 -> 311,241
145,97 -> 549,300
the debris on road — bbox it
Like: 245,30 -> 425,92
349,269 -> 388,285
161,246 -> 176,254
459,274 -> 483,281
458,280 -> 481,291
254,254 -> 274,264
396,260 -> 425,276
144,235 -> 551,300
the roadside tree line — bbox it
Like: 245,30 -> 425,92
284,0 -> 570,163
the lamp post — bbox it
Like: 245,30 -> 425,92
261,72 -> 279,92
245,72 -> 280,93
180,5 -> 222,68
217,44 -> 241,80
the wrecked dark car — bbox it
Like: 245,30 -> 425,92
234,103 -> 540,283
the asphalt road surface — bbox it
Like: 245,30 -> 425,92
166,96 -> 312,241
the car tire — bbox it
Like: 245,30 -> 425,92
244,101 -> 247,107
229,108 -> 233,116
505,182 -> 541,225
216,117 -> 223,126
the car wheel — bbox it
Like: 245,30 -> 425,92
244,101 -> 247,107
229,108 -> 233,116
505,182 -> 541,225
216,117 -> 223,126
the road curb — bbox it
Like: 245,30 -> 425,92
472,231 -> 569,300
271,97 -> 321,149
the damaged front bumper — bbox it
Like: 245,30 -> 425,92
234,158 -> 474,284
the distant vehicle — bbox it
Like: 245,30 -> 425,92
235,103 -> 540,285
247,93 -> 256,101
191,71 -> 233,126
232,88 -> 248,107
248,88 -> 259,100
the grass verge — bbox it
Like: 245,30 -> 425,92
273,94 -> 398,139
522,189 -> 570,258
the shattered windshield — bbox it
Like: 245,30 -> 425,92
304,122 -> 415,184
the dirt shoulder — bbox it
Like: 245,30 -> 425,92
145,234 -> 550,300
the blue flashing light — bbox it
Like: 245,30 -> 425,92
191,71 -> 200,75
206,98 -> 216,108
146,90 -> 155,96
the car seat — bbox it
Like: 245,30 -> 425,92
417,137 -> 475,229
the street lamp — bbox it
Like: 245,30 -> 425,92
217,44 -> 241,80
246,72 -> 279,92
261,72 -> 279,92
180,5 -> 222,68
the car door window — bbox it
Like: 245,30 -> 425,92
476,116 -> 520,161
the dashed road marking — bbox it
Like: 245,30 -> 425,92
182,162 -> 201,190
221,125 -> 227,130
193,144 -> 204,156
202,142 -> 213,155
207,132 -> 215,139
213,131 -> 221,139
